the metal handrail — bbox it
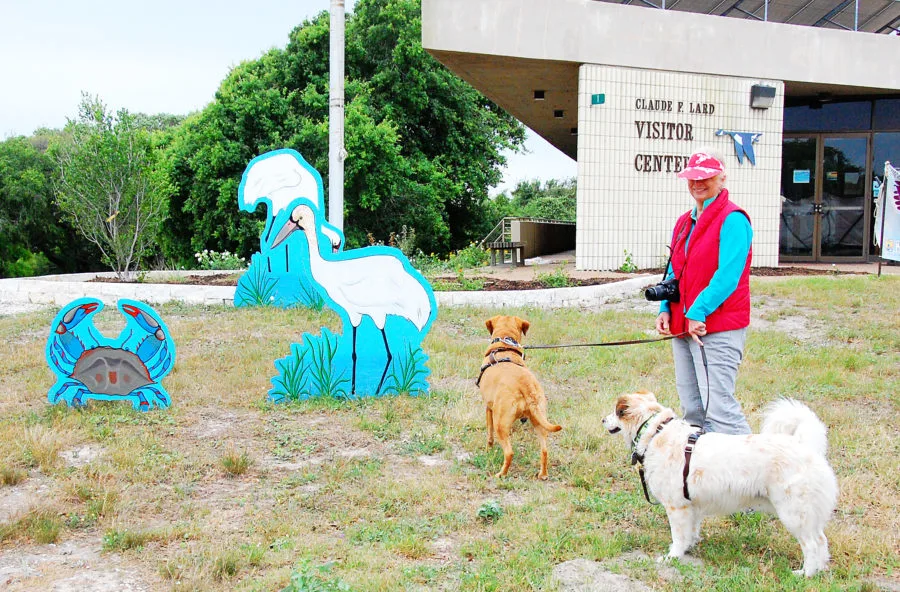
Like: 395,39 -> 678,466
479,217 -> 514,247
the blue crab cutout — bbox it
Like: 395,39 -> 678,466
46,298 -> 176,411
233,149 -> 437,400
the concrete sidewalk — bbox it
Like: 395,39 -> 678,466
1,256 -> 896,316
0,269 -> 657,314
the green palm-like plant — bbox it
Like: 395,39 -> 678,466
381,344 -> 429,396
308,332 -> 350,399
236,257 -> 278,306
270,344 -> 310,402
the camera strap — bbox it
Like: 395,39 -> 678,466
663,216 -> 694,283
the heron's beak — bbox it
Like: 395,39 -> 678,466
271,219 -> 301,248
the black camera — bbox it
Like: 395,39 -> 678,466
644,278 -> 680,303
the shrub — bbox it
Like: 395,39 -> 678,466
281,561 -> 351,592
448,243 -> 489,269
477,500 -> 503,523
194,249 -> 246,270
220,449 -> 252,477
619,250 -> 638,273
535,267 -> 571,288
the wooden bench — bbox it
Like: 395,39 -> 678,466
488,241 -> 525,267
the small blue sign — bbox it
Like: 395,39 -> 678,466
793,169 -> 811,184
591,93 -> 605,105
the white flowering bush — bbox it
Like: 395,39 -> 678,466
194,249 -> 247,270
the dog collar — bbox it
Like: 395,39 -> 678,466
631,415 -> 673,466
631,413 -> 659,454
491,336 -> 523,350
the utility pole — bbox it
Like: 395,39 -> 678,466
329,0 -> 346,232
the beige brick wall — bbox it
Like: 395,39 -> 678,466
576,65 -> 783,271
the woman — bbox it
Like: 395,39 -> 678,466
655,149 -> 753,435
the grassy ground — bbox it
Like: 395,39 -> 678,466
0,275 -> 897,591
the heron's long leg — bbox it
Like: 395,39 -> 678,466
375,329 -> 392,395
351,324 -> 358,395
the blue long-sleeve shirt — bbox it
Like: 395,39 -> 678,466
659,196 -> 752,321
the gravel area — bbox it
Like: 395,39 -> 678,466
0,301 -> 52,317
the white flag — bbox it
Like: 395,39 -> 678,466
875,161 -> 900,261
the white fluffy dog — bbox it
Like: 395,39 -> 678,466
602,391 -> 838,576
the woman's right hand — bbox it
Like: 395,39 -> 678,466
655,312 -> 671,335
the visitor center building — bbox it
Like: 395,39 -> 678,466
422,0 -> 900,270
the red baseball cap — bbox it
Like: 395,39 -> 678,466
678,152 -> 725,180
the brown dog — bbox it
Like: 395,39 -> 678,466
477,315 -> 562,479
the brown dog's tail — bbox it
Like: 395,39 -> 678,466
528,409 -> 562,433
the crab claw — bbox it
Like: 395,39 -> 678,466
55,301 -> 99,335
122,303 -> 165,341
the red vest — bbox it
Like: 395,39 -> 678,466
669,189 -> 752,336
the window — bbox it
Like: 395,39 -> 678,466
873,99 -> 900,130
785,101 -> 872,132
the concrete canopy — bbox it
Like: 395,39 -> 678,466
422,0 -> 900,159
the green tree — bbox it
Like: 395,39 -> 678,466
50,94 -> 174,280
162,0 -> 525,263
0,134 -> 102,277
512,178 -> 576,221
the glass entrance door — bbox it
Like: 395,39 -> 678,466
780,136 -> 817,259
821,136 -> 867,258
780,134 -> 870,261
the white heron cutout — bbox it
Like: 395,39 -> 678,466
272,203 -> 434,395
239,151 -> 342,269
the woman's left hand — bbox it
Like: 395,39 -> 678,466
687,319 -> 707,345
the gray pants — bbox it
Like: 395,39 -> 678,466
671,328 -> 751,435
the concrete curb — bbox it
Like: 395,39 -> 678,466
0,272 -> 655,310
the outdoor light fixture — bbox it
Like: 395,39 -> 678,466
750,84 -> 776,109
533,90 -> 545,100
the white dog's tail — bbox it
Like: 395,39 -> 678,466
760,398 -> 829,457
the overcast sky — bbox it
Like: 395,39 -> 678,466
0,0 -> 574,194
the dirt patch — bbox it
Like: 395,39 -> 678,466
0,473 -> 52,524
60,445 -> 104,468
0,535 -> 151,592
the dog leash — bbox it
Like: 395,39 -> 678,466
683,344 -> 709,501
524,331 -> 689,350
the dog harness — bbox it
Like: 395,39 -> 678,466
631,415 -> 674,505
630,416 -> 705,504
682,431 -> 703,500
475,337 -> 525,387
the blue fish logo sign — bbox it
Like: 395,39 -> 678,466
716,130 -> 762,166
